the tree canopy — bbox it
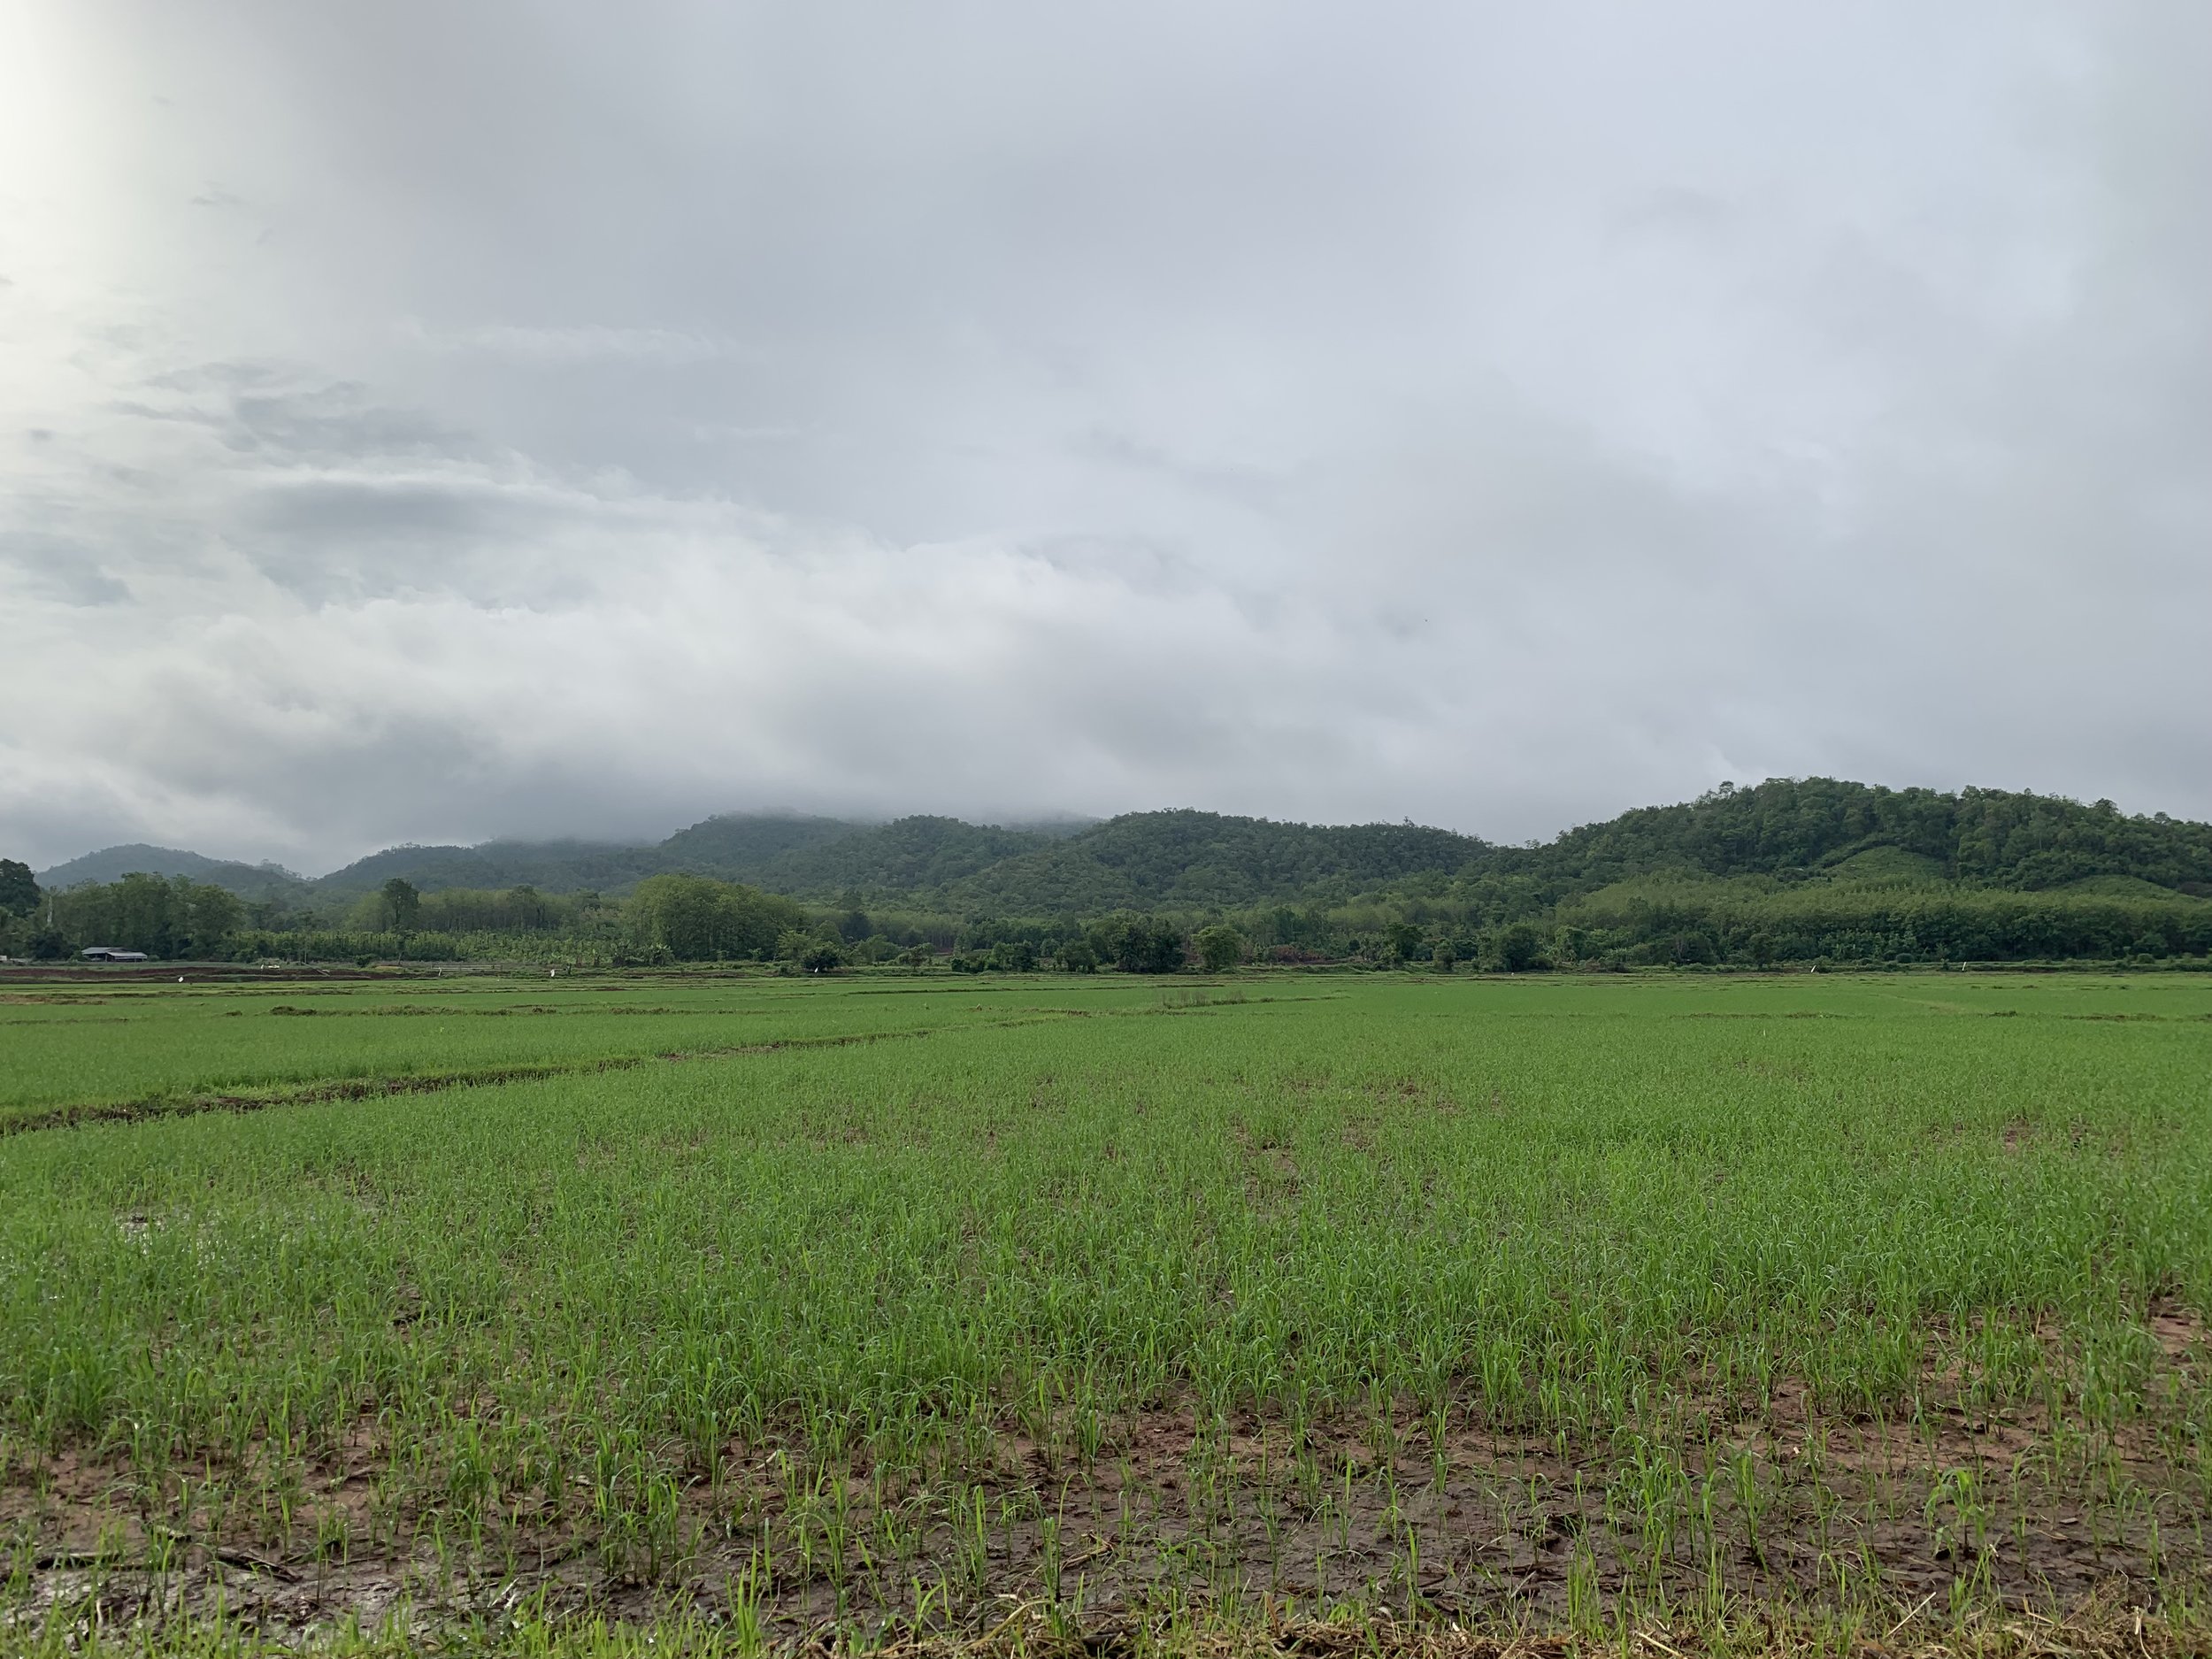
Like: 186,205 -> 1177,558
12,778 -> 2210,970
0,859 -> 39,918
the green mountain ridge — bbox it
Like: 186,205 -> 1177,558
1484,780 -> 2212,898
31,844 -> 315,904
32,780 -> 2212,922
309,839 -> 666,897
936,810 -> 1486,912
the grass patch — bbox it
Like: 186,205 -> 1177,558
2,971 -> 2208,1647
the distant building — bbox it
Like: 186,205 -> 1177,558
80,947 -> 151,963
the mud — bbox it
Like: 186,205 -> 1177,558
8,1365 -> 2207,1649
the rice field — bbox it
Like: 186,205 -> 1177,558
2,968 -> 2209,1655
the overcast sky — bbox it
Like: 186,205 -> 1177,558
3,2 -> 2206,873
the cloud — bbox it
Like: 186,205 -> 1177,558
424,323 -> 746,365
0,1 -> 2207,872
0,532 -> 132,606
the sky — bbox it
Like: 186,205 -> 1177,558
3,2 -> 2207,874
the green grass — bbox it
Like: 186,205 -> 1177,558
0,973 -> 1185,1127
3,970 -> 2208,1651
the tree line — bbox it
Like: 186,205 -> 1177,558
8,856 -> 2207,973
12,771 -> 2212,973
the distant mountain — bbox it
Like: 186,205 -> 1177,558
28,781 -> 2212,919
312,815 -> 874,897
995,817 -> 1098,841
314,838 -> 669,897
35,844 -> 313,903
750,816 -> 1057,899
1488,779 -> 2212,899
306,813 -> 1104,905
939,810 -> 1487,911
654,813 -> 866,879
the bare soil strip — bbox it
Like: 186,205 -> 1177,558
10,1377 -> 2205,1652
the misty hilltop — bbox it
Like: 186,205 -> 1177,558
31,844 -> 315,905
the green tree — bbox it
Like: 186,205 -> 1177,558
0,858 -> 39,918
1087,916 -> 1187,973
634,875 -> 803,960
1486,922 -> 1548,972
380,878 -> 422,933
106,872 -> 180,956
1194,924 -> 1245,972
177,880 -> 242,956
1431,940 -> 1457,973
507,885 -> 547,930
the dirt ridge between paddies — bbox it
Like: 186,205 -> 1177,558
766,1608 -> 2207,1659
0,1010 -> 1094,1138
12,1604 -> 2210,1659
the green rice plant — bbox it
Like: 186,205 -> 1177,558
0,969 -> 2207,1640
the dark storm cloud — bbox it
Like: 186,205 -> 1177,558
1,1 -> 2208,870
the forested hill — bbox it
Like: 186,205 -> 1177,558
313,839 -> 669,897
938,811 -> 1486,911
34,780 -> 2212,916
746,817 -> 1066,895
31,844 -> 313,903
311,814 -> 870,897
297,810 -> 1473,909
304,815 -> 1069,899
1491,780 -> 2212,900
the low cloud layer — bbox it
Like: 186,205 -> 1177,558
3,2 -> 2207,872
